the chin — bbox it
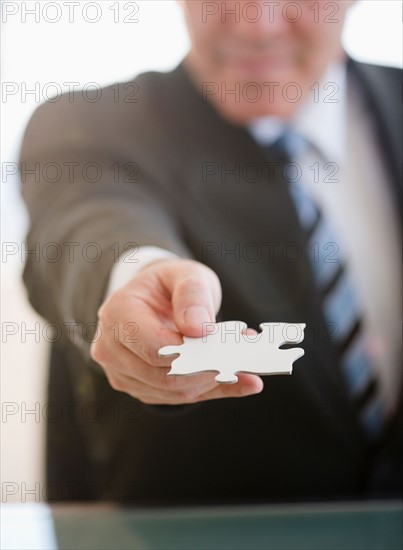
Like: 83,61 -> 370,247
224,62 -> 297,83
214,99 -> 298,125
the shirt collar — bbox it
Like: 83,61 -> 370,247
248,62 -> 347,164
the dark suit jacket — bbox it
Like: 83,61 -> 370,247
20,59 -> 402,505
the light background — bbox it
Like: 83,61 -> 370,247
1,1 -> 401,502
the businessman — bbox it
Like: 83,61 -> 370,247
20,1 -> 401,504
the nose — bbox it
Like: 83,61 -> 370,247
224,1 -> 292,40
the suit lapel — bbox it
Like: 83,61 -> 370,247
347,59 -> 402,214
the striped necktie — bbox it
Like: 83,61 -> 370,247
269,131 -> 385,440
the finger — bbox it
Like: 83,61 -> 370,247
100,294 -> 183,366
99,337 -> 223,393
106,369 -> 221,405
242,327 -> 258,337
161,261 -> 222,337
193,373 -> 264,402
99,339 -> 263,401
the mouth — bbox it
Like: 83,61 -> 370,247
231,56 -> 289,74
216,44 -> 296,77
218,55 -> 294,80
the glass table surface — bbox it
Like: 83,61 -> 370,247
2,500 -> 402,550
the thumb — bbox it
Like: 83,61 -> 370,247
169,261 -> 221,337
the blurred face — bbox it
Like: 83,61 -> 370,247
180,1 -> 354,123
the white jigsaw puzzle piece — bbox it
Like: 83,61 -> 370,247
159,321 -> 306,384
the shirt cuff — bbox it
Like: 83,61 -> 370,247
105,246 -> 179,299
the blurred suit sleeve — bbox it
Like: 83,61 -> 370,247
19,87 -> 193,360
